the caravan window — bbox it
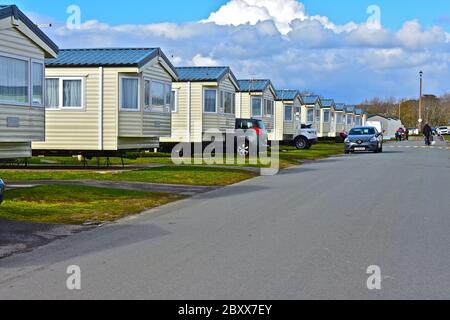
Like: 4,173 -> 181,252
45,77 -> 84,109
171,90 -> 177,112
222,91 -> 235,114
63,79 -> 82,108
284,105 -> 293,121
307,109 -> 314,122
32,62 -> 44,106
251,97 -> 262,117
347,115 -> 353,125
45,79 -> 59,109
323,111 -> 330,123
264,100 -> 274,117
144,80 -> 172,113
150,81 -> 165,112
0,55 -> 29,105
204,89 -> 217,113
121,77 -> 139,111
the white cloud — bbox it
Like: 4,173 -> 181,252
192,54 -> 219,66
204,0 -> 307,35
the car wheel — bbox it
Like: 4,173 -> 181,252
345,151 -> 350,155
295,136 -> 309,150
237,140 -> 250,157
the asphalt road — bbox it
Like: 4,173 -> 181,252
1,140 -> 449,299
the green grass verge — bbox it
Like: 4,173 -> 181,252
22,144 -> 343,168
0,185 -> 183,225
0,166 -> 257,186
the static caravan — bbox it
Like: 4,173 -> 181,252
318,99 -> 336,138
300,95 -> 321,132
354,108 -> 364,126
334,103 -> 346,136
355,109 -> 367,126
344,105 -> 356,132
160,66 -> 239,144
32,48 -> 178,155
367,115 -> 404,140
0,5 -> 58,159
236,80 -> 277,140
275,90 -> 302,141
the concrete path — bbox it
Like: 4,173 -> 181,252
0,140 -> 449,299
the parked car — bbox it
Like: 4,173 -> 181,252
345,126 -> 383,154
235,119 -> 269,156
0,179 -> 5,204
436,126 -> 450,135
293,124 -> 318,150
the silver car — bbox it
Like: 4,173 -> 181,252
235,119 -> 269,156
345,126 -> 383,154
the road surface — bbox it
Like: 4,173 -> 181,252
1,140 -> 449,299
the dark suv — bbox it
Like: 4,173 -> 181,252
235,119 -> 269,156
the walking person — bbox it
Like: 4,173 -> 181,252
423,123 -> 432,146
404,128 -> 409,141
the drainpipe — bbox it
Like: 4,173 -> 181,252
98,67 -> 103,150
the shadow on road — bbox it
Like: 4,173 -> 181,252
0,223 -> 171,269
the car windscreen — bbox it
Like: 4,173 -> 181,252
256,120 -> 266,130
349,128 -> 376,135
236,121 -> 254,130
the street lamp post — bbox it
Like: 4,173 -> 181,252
418,71 -> 423,131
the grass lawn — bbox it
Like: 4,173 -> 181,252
0,185 -> 183,225
0,166 -> 257,186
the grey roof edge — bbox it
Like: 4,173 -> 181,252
275,90 -> 301,102
46,48 -> 179,79
0,5 -> 59,54
237,79 -> 274,93
301,95 -> 320,105
175,66 -> 239,88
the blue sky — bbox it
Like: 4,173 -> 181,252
11,0 -> 450,31
8,0 -> 450,103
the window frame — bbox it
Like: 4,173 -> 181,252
31,59 -> 44,107
315,109 -> 321,122
203,87 -> 218,114
119,75 -> 140,112
264,99 -> 274,117
44,76 -> 85,110
307,108 -> 314,123
284,104 -> 293,122
323,110 -> 331,123
143,78 -> 171,114
251,96 -> 263,117
171,89 -> 178,113
0,52 -> 31,107
347,114 -> 353,125
221,90 -> 235,115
